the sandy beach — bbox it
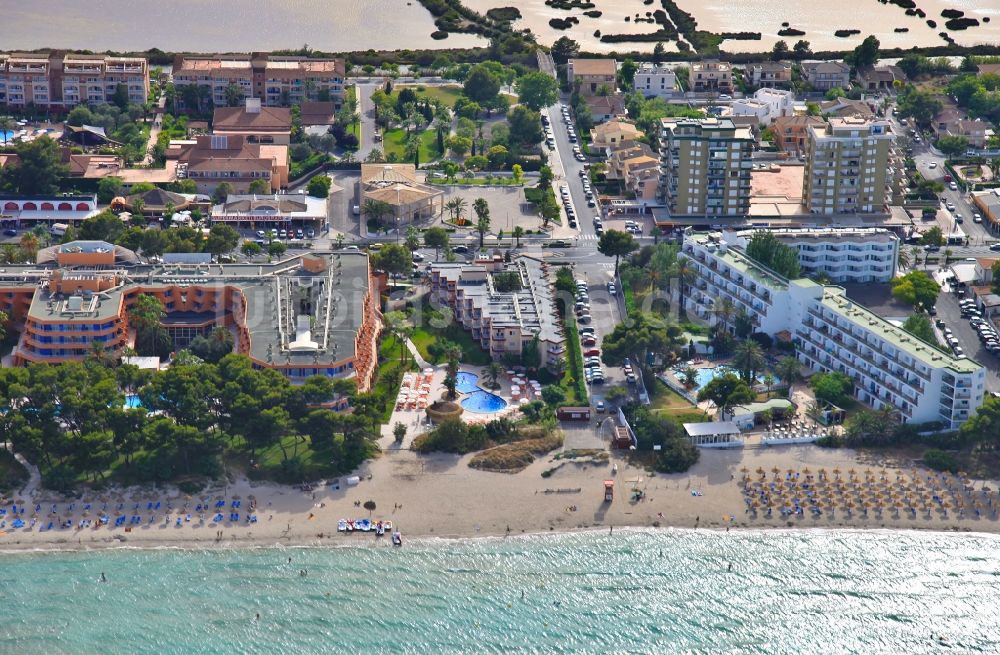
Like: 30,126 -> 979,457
3,441 -> 998,553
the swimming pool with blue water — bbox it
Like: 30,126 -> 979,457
454,371 -> 508,413
682,366 -> 779,391
455,371 -> 480,394
461,390 -> 507,413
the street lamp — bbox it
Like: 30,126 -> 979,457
395,215 -> 401,244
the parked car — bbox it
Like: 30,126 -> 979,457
452,245 -> 469,253
595,401 -> 606,413
584,348 -> 601,357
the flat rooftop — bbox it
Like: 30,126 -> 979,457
751,166 -> 803,201
821,287 -> 979,374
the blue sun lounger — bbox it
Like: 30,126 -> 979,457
213,513 -> 224,523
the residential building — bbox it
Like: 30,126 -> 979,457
567,58 -> 617,96
607,142 -> 654,180
633,62 -> 676,98
772,115 -> 825,156
61,148 -> 122,179
583,94 -> 626,123
172,134 -> 289,193
212,98 -> 292,144
428,256 -> 565,371
855,65 -> 907,92
802,117 -> 895,214
800,61 -> 851,91
359,164 -> 443,225
210,192 -> 331,231
3,243 -> 381,390
752,88 -> 795,121
657,117 -> 754,217
932,108 -> 990,149
729,99 -> 771,125
299,101 -> 338,127
589,119 -> 642,155
0,52 -> 149,109
172,53 -> 345,109
690,60 -> 733,93
972,189 -> 1000,231
819,98 -> 875,118
722,227 -> 899,283
623,157 -> 660,204
747,61 -> 792,88
0,195 -> 100,228
682,231 -> 985,428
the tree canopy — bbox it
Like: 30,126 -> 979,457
598,229 -> 638,276
744,231 -> 801,278
515,72 -> 558,111
0,137 -> 68,195
891,271 -> 940,309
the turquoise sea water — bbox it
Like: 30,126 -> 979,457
2,529 -> 1000,654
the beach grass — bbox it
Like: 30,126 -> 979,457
469,433 -> 564,473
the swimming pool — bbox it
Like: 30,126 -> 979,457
461,390 -> 508,413
124,394 -> 145,409
1,131 -> 12,143
682,366 -> 778,391
455,371 -> 480,394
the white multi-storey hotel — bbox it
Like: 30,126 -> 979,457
722,227 -> 899,283
683,232 -> 985,428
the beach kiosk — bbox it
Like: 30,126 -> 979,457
603,480 -> 614,502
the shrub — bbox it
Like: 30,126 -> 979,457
923,448 -> 959,474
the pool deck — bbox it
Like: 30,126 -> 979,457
378,364 -> 533,449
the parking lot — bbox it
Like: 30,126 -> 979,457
935,285 -> 1000,391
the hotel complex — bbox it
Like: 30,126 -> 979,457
721,227 -> 899,284
428,256 -> 566,371
0,242 -> 381,390
0,52 -> 149,109
172,53 -> 345,109
683,232 -> 985,428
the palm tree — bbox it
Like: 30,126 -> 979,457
896,247 -> 910,270
732,340 -> 765,383
404,133 -> 421,167
482,362 -> 503,390
942,248 -> 953,267
678,366 -> 699,389
775,356 -> 801,396
714,297 -> 736,330
383,310 -> 412,365
0,243 -> 20,264
452,197 -> 468,223
512,226 -> 524,249
362,198 -> 393,230
473,197 -> 490,249
0,115 -> 13,145
444,197 -> 464,223
763,373 -> 775,398
910,246 -> 923,269
18,233 -> 39,262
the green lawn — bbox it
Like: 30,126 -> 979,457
382,128 -> 440,163
561,307 -> 588,405
405,84 -> 464,107
410,302 -> 491,366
